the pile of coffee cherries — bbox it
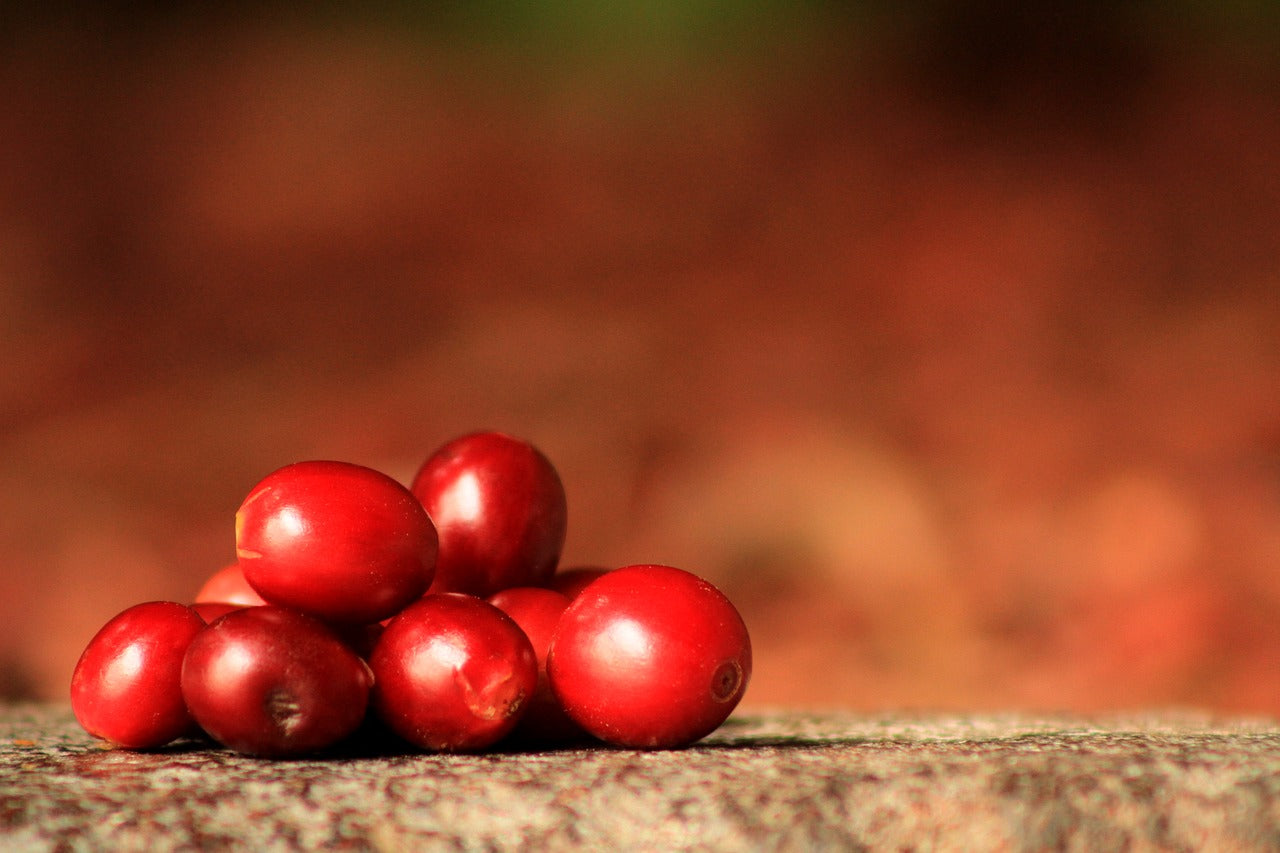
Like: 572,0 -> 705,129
70,431 -> 752,757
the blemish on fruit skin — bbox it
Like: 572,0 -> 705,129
455,667 -> 524,721
234,488 -> 271,541
265,688 -> 303,735
710,660 -> 744,703
236,547 -> 263,560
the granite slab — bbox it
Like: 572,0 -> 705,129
3,705 -> 1280,851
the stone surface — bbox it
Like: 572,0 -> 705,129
4,705 -> 1280,850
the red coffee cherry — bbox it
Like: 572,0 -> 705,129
410,432 -> 567,596
546,566 -> 610,599
487,586 -> 584,743
370,593 -> 538,752
181,606 -> 374,757
547,564 -> 752,749
236,460 -> 437,624
70,601 -> 206,749
194,563 -> 266,607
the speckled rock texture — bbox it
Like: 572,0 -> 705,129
4,705 -> 1280,851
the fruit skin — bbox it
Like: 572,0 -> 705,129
547,564 -> 752,749
370,593 -> 538,752
411,432 -> 567,597
194,563 -> 267,607
236,460 -> 437,624
70,601 -> 206,749
487,586 -> 585,743
181,606 -> 374,757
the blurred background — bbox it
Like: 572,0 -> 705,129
2,1 -> 1279,712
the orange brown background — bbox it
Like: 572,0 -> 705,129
3,3 -> 1279,713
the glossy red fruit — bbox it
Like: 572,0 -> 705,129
547,564 -> 752,749
181,606 -> 374,757
410,432 -> 567,597
70,601 -> 206,749
487,586 -> 583,742
194,563 -> 267,607
370,593 -> 538,752
236,460 -> 437,623
546,566 -> 610,599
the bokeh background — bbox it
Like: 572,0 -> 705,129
3,1 -> 1280,712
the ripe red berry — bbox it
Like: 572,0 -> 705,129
410,432 -> 567,596
194,563 -> 267,607
181,606 -> 374,757
70,601 -> 206,749
370,593 -> 538,752
546,566 -> 610,599
236,460 -> 437,624
487,586 -> 583,742
547,564 -> 751,749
